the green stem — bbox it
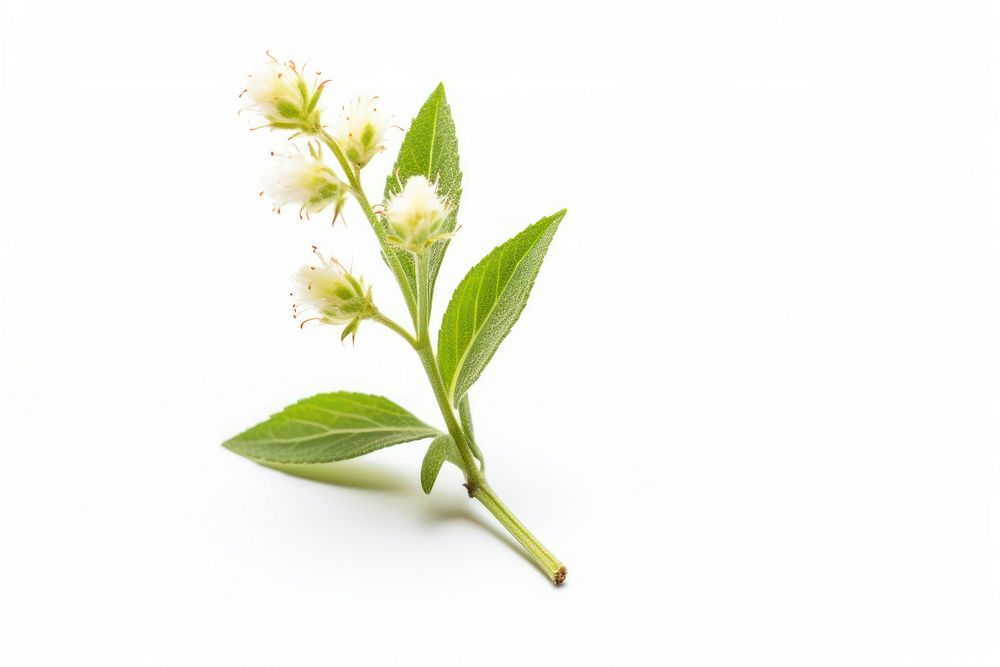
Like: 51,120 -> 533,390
414,250 -> 431,340
317,129 -> 360,190
474,482 -> 567,585
414,334 -> 481,484
411,252 -> 479,481
372,311 -> 417,349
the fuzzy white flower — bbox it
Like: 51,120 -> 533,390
242,55 -> 325,133
264,147 -> 349,220
292,248 -> 375,341
384,175 -> 454,253
333,96 -> 389,167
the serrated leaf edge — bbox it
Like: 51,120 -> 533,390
440,210 -> 566,404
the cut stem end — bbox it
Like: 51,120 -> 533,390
474,482 -> 566,586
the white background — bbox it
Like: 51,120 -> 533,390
1,0 -> 997,664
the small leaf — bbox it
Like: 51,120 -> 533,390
420,434 -> 461,494
437,210 -> 566,404
458,394 -> 475,441
223,392 -> 441,464
459,394 -> 484,470
382,83 -> 462,324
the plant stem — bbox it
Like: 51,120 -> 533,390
371,311 -> 417,349
317,129 -> 360,190
474,482 -> 567,585
415,250 -> 429,339
413,334 -> 481,484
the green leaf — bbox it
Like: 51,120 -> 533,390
420,434 -> 462,494
458,394 -> 475,441
223,392 -> 441,464
383,83 -> 462,324
437,210 -> 566,404
459,394 -> 485,470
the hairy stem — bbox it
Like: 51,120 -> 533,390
415,250 -> 429,340
474,482 -> 567,584
372,311 -> 417,349
317,128 -> 360,190
414,335 -> 481,484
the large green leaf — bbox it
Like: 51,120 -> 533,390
223,392 -> 441,464
437,210 -> 566,405
382,83 -> 462,324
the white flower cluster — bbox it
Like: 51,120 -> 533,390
334,96 -> 389,167
243,56 -> 324,134
264,146 -> 349,221
292,249 -> 374,342
245,56 -> 391,224
243,54 -> 455,340
384,175 -> 454,254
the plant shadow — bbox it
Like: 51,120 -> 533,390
264,460 -> 416,493
262,460 -> 540,577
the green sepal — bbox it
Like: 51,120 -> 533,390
340,318 -> 360,342
275,100 -> 301,119
306,86 -> 324,114
360,124 -> 375,149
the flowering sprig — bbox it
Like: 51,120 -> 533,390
226,58 -> 569,585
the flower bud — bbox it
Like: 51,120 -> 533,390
333,96 -> 389,167
264,146 -> 349,221
292,249 -> 375,341
243,56 -> 325,134
384,175 -> 454,253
